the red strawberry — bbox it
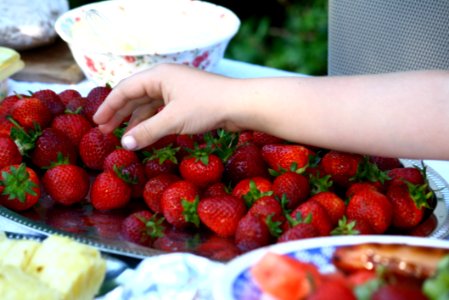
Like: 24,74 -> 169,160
143,173 -> 180,213
198,195 -> 246,237
32,89 -> 65,116
90,170 -> 132,210
309,191 -> 346,226
122,162 -> 147,198
331,216 -> 375,235
0,118 -> 14,137
194,235 -> 241,261
58,89 -> 82,106
278,222 -> 319,243
202,181 -> 229,198
179,151 -> 224,188
51,113 -> 92,147
346,182 -> 380,198
42,161 -> 90,206
248,196 -> 285,225
79,127 -> 120,170
141,134 -> 178,152
31,128 -> 77,168
224,143 -> 269,185
121,210 -> 165,246
321,150 -> 363,187
261,144 -> 311,172
84,85 -> 112,124
386,181 -> 432,229
232,177 -> 273,207
11,97 -> 52,130
252,131 -> 284,146
142,145 -> 179,179
65,97 -> 87,114
103,148 -> 139,172
372,282 -> 428,300
369,155 -> 402,171
346,189 -> 393,234
160,180 -> 200,228
0,94 -> 21,118
235,213 -> 272,252
0,164 -> 40,211
272,171 -> 310,209
289,201 -> 333,236
387,167 -> 425,187
0,136 -> 22,168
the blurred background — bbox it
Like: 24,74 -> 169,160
68,0 -> 328,76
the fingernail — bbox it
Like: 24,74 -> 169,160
122,135 -> 137,150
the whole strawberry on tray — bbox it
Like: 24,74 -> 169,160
0,86 -> 448,261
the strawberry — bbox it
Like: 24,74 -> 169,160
346,189 -> 393,234
202,181 -> 229,198
0,118 -> 14,137
175,134 -> 195,159
252,130 -> 284,146
122,162 -> 147,198
79,127 -> 120,170
346,182 -> 380,198
90,170 -> 132,210
194,235 -> 241,261
143,173 -> 180,213
179,150 -> 224,188
248,196 -> 285,225
103,148 -> 140,172
42,159 -> 90,206
32,89 -> 65,116
10,97 -> 52,130
372,282 -> 428,300
142,145 -> 179,179
289,201 -> 333,236
83,85 -> 112,124
386,167 -> 425,187
65,97 -> 87,114
121,210 -> 165,246
0,94 -> 21,118
320,150 -> 363,187
309,191 -> 345,226
224,143 -> 270,185
232,177 -> 273,207
51,113 -> 92,147
0,136 -> 22,168
261,144 -> 311,172
369,155 -> 402,171
235,213 -> 272,252
0,163 -> 40,211
58,89 -> 82,106
331,216 -> 375,235
152,227 -> 198,253
83,211 -> 126,239
386,181 -> 432,229
141,134 -> 178,152
277,222 -> 319,243
160,180 -> 200,228
31,128 -> 78,168
236,130 -> 253,146
272,171 -> 310,209
197,194 -> 246,237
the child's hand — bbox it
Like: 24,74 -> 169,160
93,64 -> 241,150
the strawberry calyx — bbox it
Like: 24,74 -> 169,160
181,196 -> 200,228
137,213 -> 165,239
206,129 -> 239,162
308,172 -> 333,195
352,156 -> 390,184
8,117 -> 41,155
265,213 -> 283,238
143,145 -> 179,165
286,211 -> 313,228
243,179 -> 274,208
0,163 -> 38,203
269,162 -> 308,177
331,216 -> 360,235
44,152 -> 71,169
113,165 -> 138,185
406,181 -> 433,210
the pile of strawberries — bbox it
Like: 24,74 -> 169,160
0,86 -> 437,261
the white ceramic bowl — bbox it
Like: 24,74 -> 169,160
55,0 -> 240,86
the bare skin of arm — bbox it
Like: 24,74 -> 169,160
93,64 -> 449,160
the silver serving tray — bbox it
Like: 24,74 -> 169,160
1,159 -> 448,260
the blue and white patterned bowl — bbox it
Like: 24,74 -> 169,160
213,235 -> 449,300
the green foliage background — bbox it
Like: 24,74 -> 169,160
68,0 -> 328,75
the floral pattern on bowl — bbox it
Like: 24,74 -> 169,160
55,0 -> 240,86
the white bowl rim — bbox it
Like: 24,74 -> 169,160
54,0 -> 241,56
